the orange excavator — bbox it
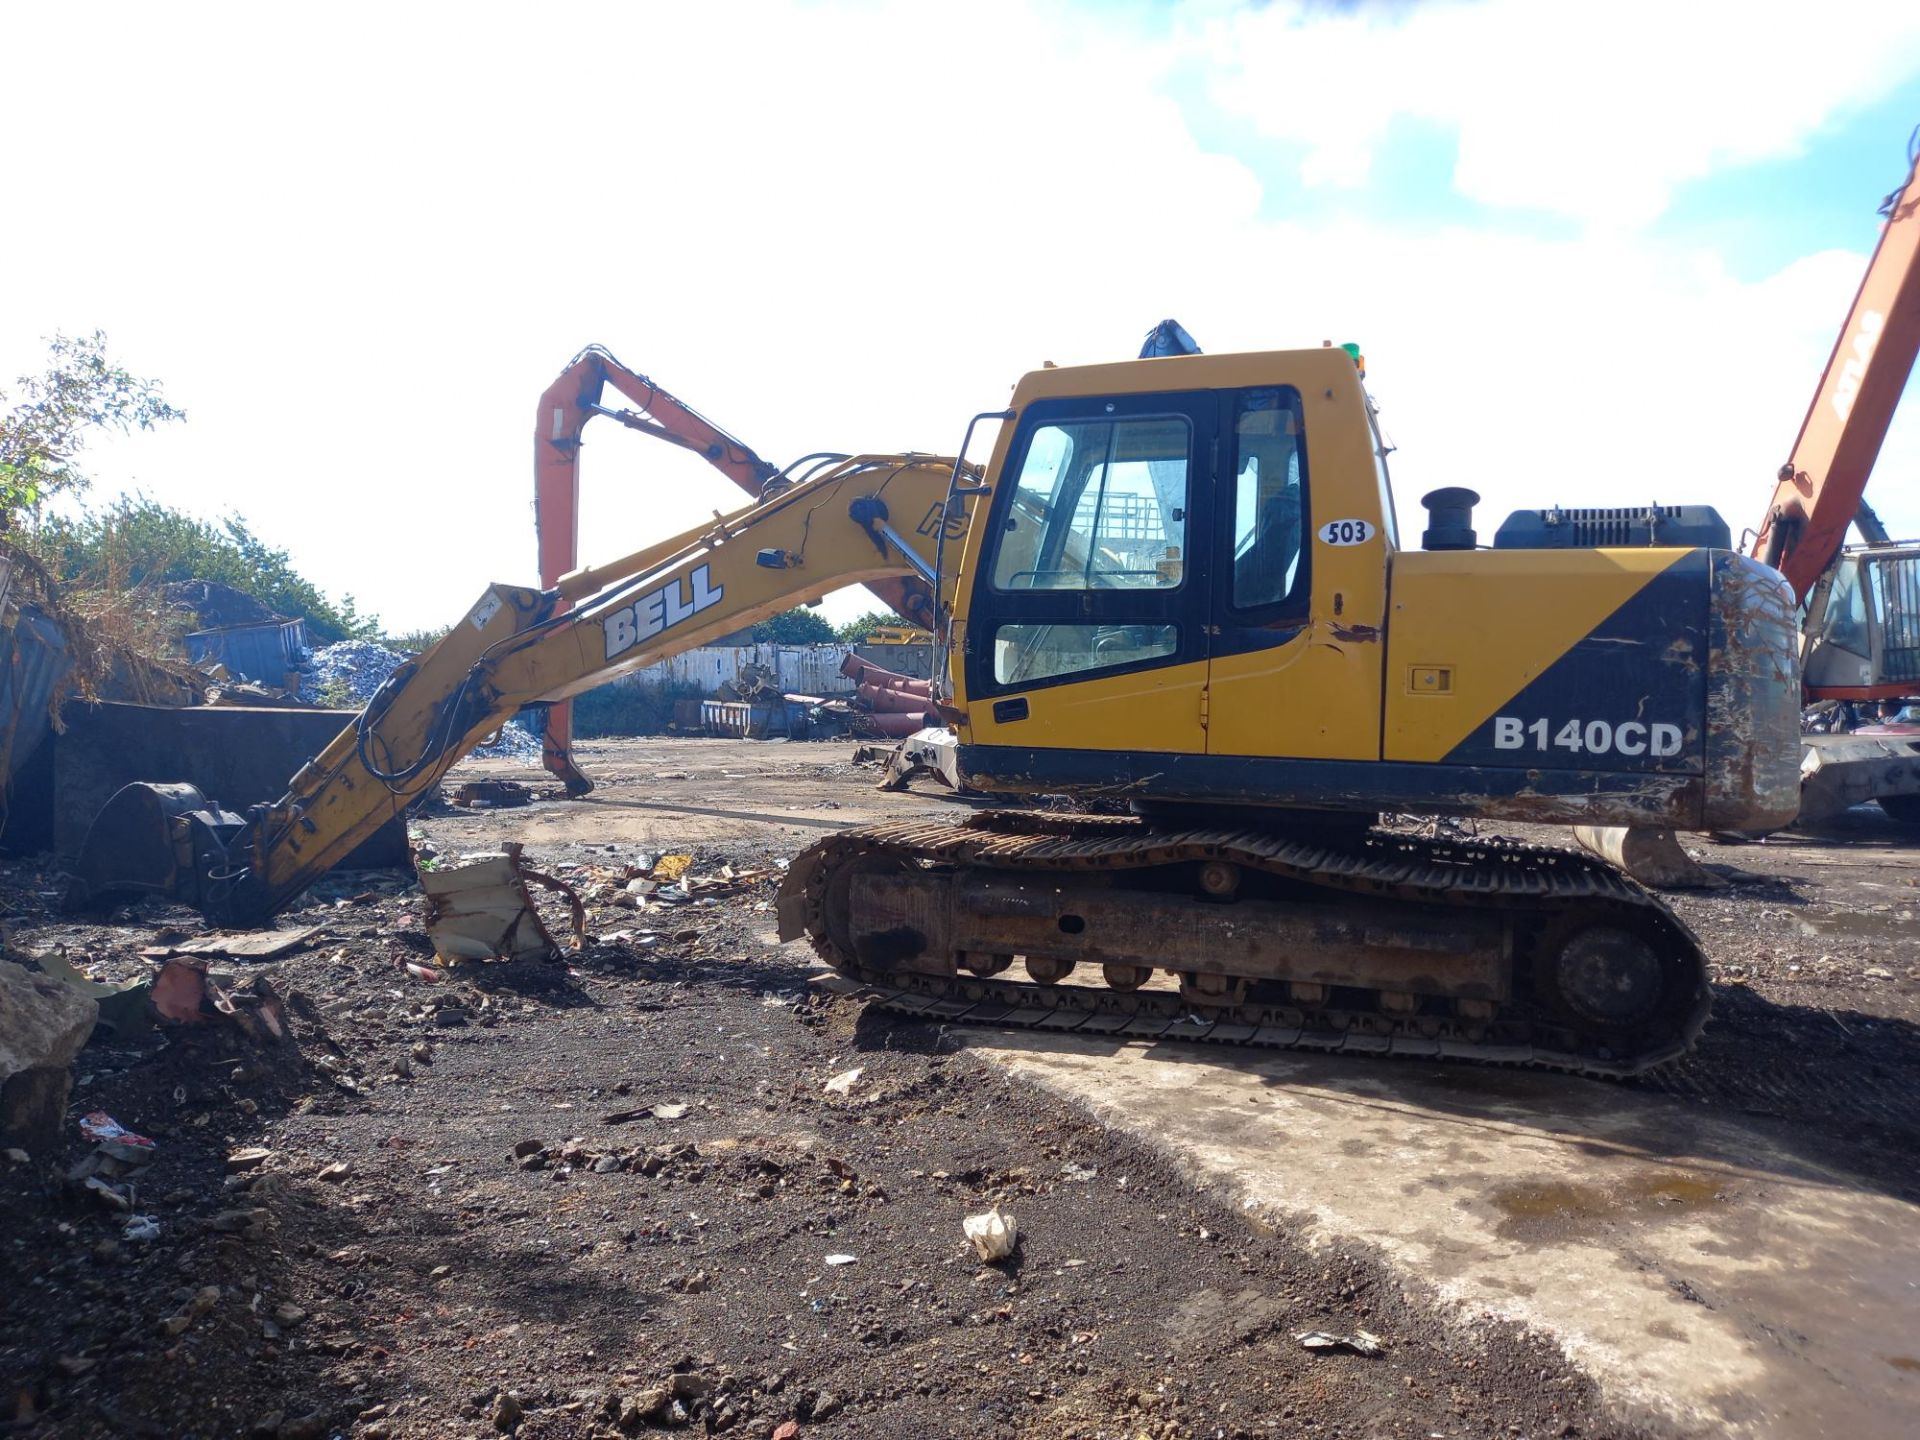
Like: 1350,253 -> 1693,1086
533,347 -> 934,795
1749,129 -> 1920,822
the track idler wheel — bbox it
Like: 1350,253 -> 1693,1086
1531,914 -> 1703,1064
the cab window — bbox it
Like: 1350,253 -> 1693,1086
1229,388 -> 1308,612
992,416 -> 1190,591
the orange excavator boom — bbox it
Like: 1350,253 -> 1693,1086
1752,132 -> 1920,603
533,345 -> 934,793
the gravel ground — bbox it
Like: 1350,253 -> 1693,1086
3,736 -> 1916,1438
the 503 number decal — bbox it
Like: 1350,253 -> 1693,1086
1493,716 -> 1684,758
1317,518 -> 1376,546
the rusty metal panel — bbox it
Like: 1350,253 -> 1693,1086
182,617 -> 308,684
52,701 -> 407,867
771,644 -> 859,694
0,606 -> 77,782
700,699 -> 785,738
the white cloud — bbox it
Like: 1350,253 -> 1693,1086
0,0 -> 1915,641
1199,0 -> 1920,226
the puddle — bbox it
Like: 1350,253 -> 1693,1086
1489,1171 -> 1727,1238
1791,909 -> 1916,944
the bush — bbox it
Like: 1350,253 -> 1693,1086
750,607 -> 835,644
26,497 -> 378,644
381,624 -> 451,656
834,610 -> 900,643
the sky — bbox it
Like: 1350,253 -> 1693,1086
6,0 -> 1920,634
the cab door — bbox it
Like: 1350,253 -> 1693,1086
961,391 -> 1216,757
1205,382 -> 1388,761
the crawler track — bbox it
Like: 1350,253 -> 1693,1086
778,812 -> 1711,1078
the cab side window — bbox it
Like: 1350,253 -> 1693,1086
1229,388 -> 1308,612
992,416 -> 1190,592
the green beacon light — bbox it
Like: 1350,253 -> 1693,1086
1340,341 -> 1366,379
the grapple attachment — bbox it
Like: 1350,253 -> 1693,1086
66,782 -> 249,915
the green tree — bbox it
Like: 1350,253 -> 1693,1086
749,607 -> 836,643
0,331 -> 183,525
834,610 -> 901,643
30,497 -> 378,644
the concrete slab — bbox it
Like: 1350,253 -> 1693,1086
960,1031 -> 1920,1439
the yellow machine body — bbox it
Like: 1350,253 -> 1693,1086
946,349 -> 1800,833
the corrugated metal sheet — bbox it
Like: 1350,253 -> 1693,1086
608,644 -> 859,698
700,699 -> 781,738
0,605 -> 77,782
183,617 -> 308,683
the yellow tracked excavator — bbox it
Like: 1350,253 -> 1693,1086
71,339 -> 1801,1075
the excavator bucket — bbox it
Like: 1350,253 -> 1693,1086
1570,825 -> 1726,890
65,782 -> 248,913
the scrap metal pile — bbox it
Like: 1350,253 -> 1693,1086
815,654 -> 936,739
299,640 -> 543,760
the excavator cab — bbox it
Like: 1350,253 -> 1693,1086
1804,546 -> 1920,701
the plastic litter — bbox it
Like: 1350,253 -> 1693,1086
963,1206 -> 1018,1261
78,1113 -> 156,1164
824,1254 -> 857,1267
123,1215 -> 161,1243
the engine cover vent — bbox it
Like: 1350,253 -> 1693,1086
1494,505 -> 1730,550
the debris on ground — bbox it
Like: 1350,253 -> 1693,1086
417,842 -> 584,962
3,733 -> 1910,1438
149,960 -> 291,1042
821,1066 -> 863,1095
1297,1329 -> 1386,1357
137,925 -> 324,960
447,778 -> 534,809
963,1205 -> 1019,1261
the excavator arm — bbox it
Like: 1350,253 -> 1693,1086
534,347 -> 937,794
76,454 -> 966,926
1752,133 -> 1920,603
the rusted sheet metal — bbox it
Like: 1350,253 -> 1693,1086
1703,554 -> 1803,832
1798,732 -> 1920,821
0,605 -> 76,784
51,701 -> 408,866
182,617 -> 307,685
851,641 -> 936,679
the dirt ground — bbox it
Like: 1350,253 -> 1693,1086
3,735 -> 1916,1439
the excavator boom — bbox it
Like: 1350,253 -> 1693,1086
534,347 -> 936,793
74,454 -> 965,924
1753,133 -> 1920,603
